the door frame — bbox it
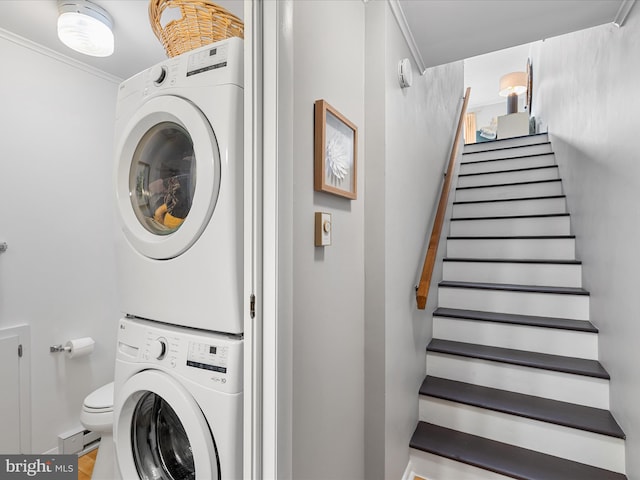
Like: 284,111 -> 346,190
244,0 -> 294,478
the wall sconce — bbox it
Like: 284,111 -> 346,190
498,71 -> 527,114
57,0 -> 114,57
398,58 -> 413,88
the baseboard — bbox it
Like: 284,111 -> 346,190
401,460 -> 415,480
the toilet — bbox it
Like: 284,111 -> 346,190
81,382 -> 120,480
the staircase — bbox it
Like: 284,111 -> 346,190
409,134 -> 627,480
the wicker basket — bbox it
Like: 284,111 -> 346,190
149,0 -> 244,58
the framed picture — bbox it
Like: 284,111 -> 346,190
314,99 -> 358,199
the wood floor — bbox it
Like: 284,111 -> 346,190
78,448 -> 97,480
76,450 -> 426,480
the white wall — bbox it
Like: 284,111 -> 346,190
533,7 -> 640,478
287,2 -> 366,478
364,3 -> 464,478
0,31 -> 120,453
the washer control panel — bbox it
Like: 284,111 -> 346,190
117,317 -> 242,393
187,342 -> 228,373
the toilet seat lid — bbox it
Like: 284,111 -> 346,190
84,382 -> 114,410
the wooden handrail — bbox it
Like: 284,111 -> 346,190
416,87 -> 471,310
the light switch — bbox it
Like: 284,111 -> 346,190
315,212 -> 332,246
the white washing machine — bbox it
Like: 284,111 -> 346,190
114,37 -> 243,334
113,316 -> 242,480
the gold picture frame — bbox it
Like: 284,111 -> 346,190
314,99 -> 358,200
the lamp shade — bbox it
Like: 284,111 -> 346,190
57,0 -> 114,57
498,71 -> 527,97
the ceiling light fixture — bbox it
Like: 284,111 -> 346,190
57,0 -> 114,57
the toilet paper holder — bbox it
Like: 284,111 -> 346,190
50,337 -> 95,358
50,344 -> 71,353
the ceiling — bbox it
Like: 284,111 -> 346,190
397,0 -> 631,110
398,0 -> 626,71
0,0 -> 244,80
0,0 -> 630,85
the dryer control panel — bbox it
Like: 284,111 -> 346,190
116,317 -> 242,394
186,43 -> 230,77
136,36 -> 243,96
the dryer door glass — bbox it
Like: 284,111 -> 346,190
115,95 -> 222,260
130,122 -> 196,236
131,392 -> 198,480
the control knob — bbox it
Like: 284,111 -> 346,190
150,65 -> 167,85
149,338 -> 167,360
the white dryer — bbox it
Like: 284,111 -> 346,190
113,317 -> 242,480
114,37 -> 243,334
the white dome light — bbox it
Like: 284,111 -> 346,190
57,1 -> 114,57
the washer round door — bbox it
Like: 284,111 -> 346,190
114,370 -> 220,480
115,95 -> 221,260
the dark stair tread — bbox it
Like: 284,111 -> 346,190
461,151 -> 555,166
439,280 -> 589,296
433,307 -> 597,333
454,194 -> 566,205
448,234 -> 575,240
427,339 -> 610,379
451,213 -> 570,221
410,422 -> 627,480
462,137 -> 551,155
456,178 -> 562,191
444,257 -> 581,265
459,165 -> 558,178
420,376 -> 625,439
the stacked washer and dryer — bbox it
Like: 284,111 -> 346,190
110,37 -> 244,480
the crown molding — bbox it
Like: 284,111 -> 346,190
613,0 -> 636,27
0,27 -> 122,84
387,0 -> 427,75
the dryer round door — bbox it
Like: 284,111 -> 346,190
115,95 -> 221,260
114,370 -> 220,480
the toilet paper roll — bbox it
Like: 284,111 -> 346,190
65,337 -> 95,359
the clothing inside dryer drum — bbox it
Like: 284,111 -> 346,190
132,392 -> 196,480
130,122 -> 196,235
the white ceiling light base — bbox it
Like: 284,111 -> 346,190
57,0 -> 114,57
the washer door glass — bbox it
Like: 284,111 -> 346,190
114,370 -> 220,480
116,95 -> 221,260
130,123 -> 196,236
132,392 -> 195,480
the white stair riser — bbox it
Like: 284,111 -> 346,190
443,260 -> 582,288
462,142 -> 552,162
460,153 -> 556,175
463,135 -> 549,154
447,237 -> 575,260
426,353 -> 609,409
450,216 -> 570,237
456,181 -> 563,202
458,167 -> 559,188
432,317 -> 597,359
419,398 -> 625,473
409,449 -> 513,480
438,286 -> 589,320
452,197 -> 567,218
